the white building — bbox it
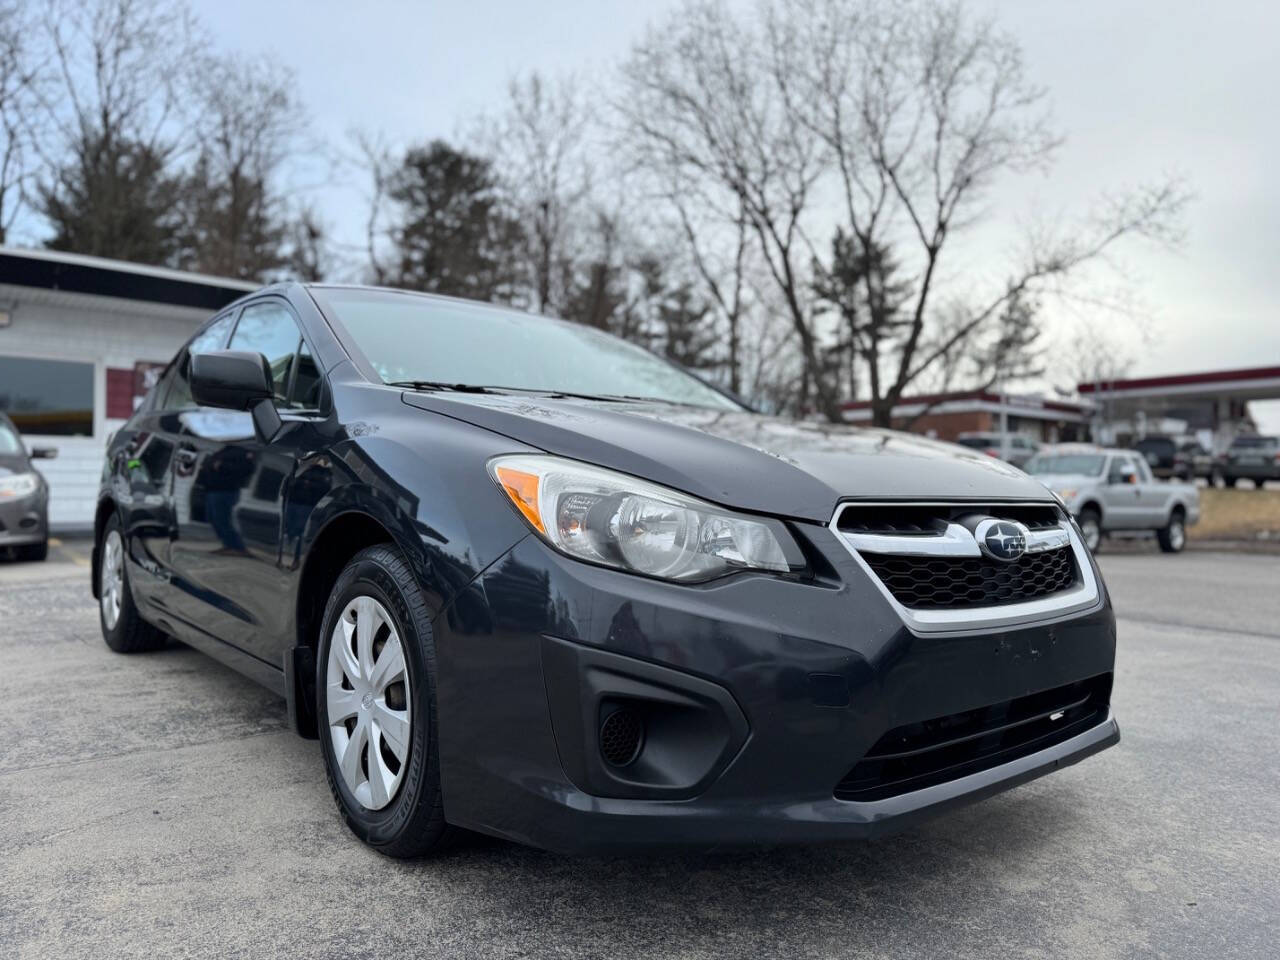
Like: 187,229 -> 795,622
0,247 -> 255,531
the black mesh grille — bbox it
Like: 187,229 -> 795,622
835,674 -> 1112,801
863,546 -> 1076,609
599,708 -> 644,767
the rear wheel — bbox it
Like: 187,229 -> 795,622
98,516 -> 166,652
1157,510 -> 1187,553
1077,508 -> 1102,553
317,543 -> 456,858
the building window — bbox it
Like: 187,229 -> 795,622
0,355 -> 95,436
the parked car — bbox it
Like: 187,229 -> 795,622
1132,435 -> 1218,483
1220,434 -> 1280,488
1024,445 -> 1199,553
954,431 -> 1040,468
0,411 -> 56,561
93,283 -> 1119,856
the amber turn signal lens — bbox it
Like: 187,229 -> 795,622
494,466 -> 544,533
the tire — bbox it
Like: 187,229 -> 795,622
1157,509 -> 1187,553
98,515 -> 166,652
316,543 -> 456,858
17,540 -> 48,562
1227,477 -> 1241,488
1209,466 -> 1224,488
1077,507 -> 1102,554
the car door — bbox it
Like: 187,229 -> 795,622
167,298 -> 325,663
1131,458 -> 1167,524
1101,454 -> 1142,527
116,312 -> 238,612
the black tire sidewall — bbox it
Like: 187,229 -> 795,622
98,516 -> 133,649
316,549 -> 440,849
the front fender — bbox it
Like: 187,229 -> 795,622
287,410 -> 536,621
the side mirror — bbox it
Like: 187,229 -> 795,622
29,447 -> 58,460
190,350 -> 282,443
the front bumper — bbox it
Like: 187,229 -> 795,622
432,522 -> 1118,854
0,494 -> 47,547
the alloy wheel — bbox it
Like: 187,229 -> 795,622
100,530 -> 124,630
326,595 -> 412,811
1080,518 -> 1101,552
1169,519 -> 1186,551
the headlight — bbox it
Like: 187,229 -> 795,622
489,455 -> 800,582
1054,488 -> 1079,502
0,472 -> 39,499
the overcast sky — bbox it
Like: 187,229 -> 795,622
195,0 -> 1279,428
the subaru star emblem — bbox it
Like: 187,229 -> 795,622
975,518 -> 1028,563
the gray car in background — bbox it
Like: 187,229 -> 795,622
0,413 -> 55,561
1024,445 -> 1200,554
1221,434 -> 1280,488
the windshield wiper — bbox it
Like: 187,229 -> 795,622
388,381 -> 719,410
387,380 -> 504,394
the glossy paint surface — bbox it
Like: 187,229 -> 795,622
96,282 -> 1118,852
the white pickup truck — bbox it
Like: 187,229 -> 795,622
1023,445 -> 1201,553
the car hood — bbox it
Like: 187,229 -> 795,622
401,392 -> 1051,523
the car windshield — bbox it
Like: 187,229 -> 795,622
1024,454 -> 1106,476
955,436 -> 995,448
0,421 -> 22,456
312,288 -> 741,411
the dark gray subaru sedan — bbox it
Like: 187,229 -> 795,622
93,283 -> 1118,856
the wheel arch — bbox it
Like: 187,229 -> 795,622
1077,499 -> 1103,524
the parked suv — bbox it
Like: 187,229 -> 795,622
1132,435 -> 1217,483
954,432 -> 1040,468
0,412 -> 56,561
1221,435 -> 1280,488
1024,445 -> 1199,553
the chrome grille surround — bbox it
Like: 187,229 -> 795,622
829,501 -> 1101,636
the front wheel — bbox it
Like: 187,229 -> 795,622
1157,511 -> 1187,553
317,544 -> 456,858
1077,508 -> 1102,553
98,515 -> 166,652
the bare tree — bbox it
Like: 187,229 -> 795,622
483,72 -> 593,313
34,0 -> 205,261
619,2 -> 836,416
0,1 -> 44,244
349,129 -> 394,284
174,52 -> 306,279
778,0 -> 1188,424
620,0 -> 1187,424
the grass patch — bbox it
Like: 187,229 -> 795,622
1189,488 -> 1280,540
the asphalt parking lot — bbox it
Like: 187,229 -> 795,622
2,543 -> 1277,959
